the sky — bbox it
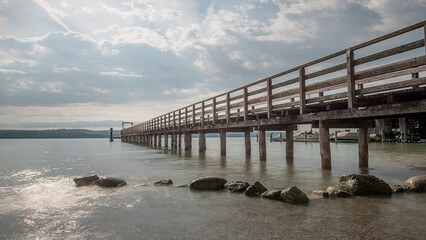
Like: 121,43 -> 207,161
0,0 -> 425,130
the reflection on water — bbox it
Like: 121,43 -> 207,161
0,138 -> 425,239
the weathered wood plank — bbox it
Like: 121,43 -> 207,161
244,87 -> 249,121
267,78 -> 273,118
299,67 -> 306,114
347,49 -> 356,109
356,77 -> 426,95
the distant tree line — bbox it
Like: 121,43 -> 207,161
0,129 -> 121,139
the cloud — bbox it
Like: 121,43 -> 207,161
0,0 -> 425,129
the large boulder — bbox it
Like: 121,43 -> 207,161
261,189 -> 282,200
339,174 -> 392,195
280,186 -> 309,204
73,175 -> 99,187
96,177 -> 127,188
154,179 -> 173,186
244,181 -> 268,197
326,186 -> 353,198
189,177 -> 227,190
224,181 -> 250,193
404,175 -> 426,192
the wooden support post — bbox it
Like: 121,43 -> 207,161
201,102 -> 205,126
109,128 -> 113,142
178,134 -> 182,149
258,130 -> 266,161
267,78 -> 272,118
319,92 -> 324,104
153,134 -> 157,146
299,67 -> 306,114
184,133 -> 192,151
319,121 -> 331,170
164,133 -> 168,147
158,133 -> 162,147
399,117 -> 406,142
213,98 -> 217,125
171,134 -> 175,148
226,93 -> 231,123
220,130 -> 226,156
358,128 -> 369,169
192,105 -> 196,127
244,87 -> 248,121
173,133 -> 178,149
347,49 -> 356,109
199,132 -> 206,153
286,127 -> 294,163
244,130 -> 251,157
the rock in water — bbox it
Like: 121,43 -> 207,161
312,190 -> 329,198
326,186 -> 353,198
96,177 -> 127,188
404,175 -> 426,192
244,181 -> 268,197
261,189 -> 282,200
280,186 -> 309,204
389,184 -> 404,193
154,179 -> 173,186
339,174 -> 392,195
173,184 -> 188,188
224,181 -> 250,192
189,177 -> 227,190
73,175 -> 100,187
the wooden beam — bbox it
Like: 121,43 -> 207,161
226,92 -> 231,123
192,105 -> 196,127
220,130 -> 226,156
319,120 -> 331,170
201,101 -> 205,126
213,98 -> 217,125
244,130 -> 251,157
199,132 -> 206,153
244,87 -> 248,121
299,67 -> 306,114
347,49 -> 356,109
286,127 -> 294,163
258,130 -> 266,161
267,78 -> 273,118
359,128 -> 369,169
185,107 -> 188,127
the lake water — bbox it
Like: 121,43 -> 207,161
0,138 -> 425,239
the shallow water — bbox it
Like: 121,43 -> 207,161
0,138 -> 425,239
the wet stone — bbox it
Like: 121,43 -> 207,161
339,174 -> 392,195
73,175 -> 100,187
261,189 -> 283,200
189,177 -> 227,190
154,179 -> 173,186
312,190 -> 329,198
389,184 -> 404,193
326,186 -> 353,198
244,181 -> 268,197
280,186 -> 309,205
224,181 -> 250,193
404,175 -> 426,192
96,177 -> 127,188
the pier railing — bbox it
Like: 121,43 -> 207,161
123,21 -> 426,136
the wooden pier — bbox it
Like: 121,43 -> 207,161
121,21 -> 426,169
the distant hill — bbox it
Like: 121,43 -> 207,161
0,129 -> 121,139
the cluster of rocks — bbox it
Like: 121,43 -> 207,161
73,175 -> 127,188
188,177 -> 309,205
73,174 -> 426,203
312,174 -> 426,198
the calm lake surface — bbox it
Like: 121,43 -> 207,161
0,138 -> 425,239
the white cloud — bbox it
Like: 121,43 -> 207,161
0,68 -> 27,74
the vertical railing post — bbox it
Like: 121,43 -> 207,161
347,48 -> 356,109
168,113 -> 171,129
267,78 -> 272,118
185,107 -> 188,127
201,101 -> 205,126
226,92 -> 231,123
192,105 -> 196,127
178,109 -> 181,129
173,111 -> 176,129
244,87 -> 248,122
299,67 -> 306,114
424,23 -> 426,54
212,98 -> 217,124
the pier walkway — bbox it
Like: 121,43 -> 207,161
121,21 -> 426,169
